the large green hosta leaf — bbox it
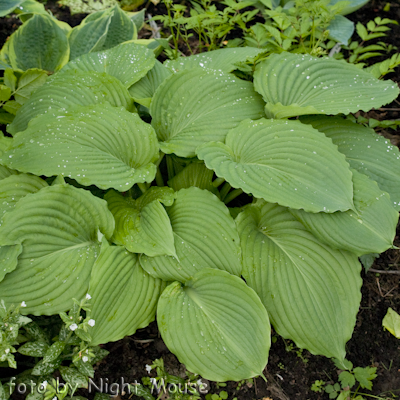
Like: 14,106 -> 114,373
0,184 -> 114,315
88,240 -> 165,345
254,52 -> 399,118
6,14 -> 69,72
0,244 -> 22,282
157,268 -> 271,381
237,200 -> 362,360
291,170 -> 398,256
2,103 -> 159,191
167,162 -> 218,196
128,60 -> 172,108
301,115 -> 400,211
0,173 -> 48,217
140,187 -> 242,283
197,118 -> 354,213
164,47 -> 265,73
0,166 -> 18,180
150,69 -> 265,158
8,70 -> 133,135
60,41 -> 155,88
105,187 -> 176,257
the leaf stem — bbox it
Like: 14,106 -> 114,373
219,182 -> 232,201
212,177 -> 225,188
138,183 -> 148,194
155,167 -> 164,187
224,189 -> 243,205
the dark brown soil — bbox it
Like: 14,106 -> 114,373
1,0 -> 400,399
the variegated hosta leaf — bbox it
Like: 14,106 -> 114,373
0,184 -> 115,315
88,240 -> 165,345
68,12 -> 112,60
253,52 -> 399,118
60,41 -> 156,88
300,115 -> 400,211
150,68 -> 265,158
167,162 -> 219,197
128,60 -> 172,108
157,268 -> 271,381
8,70 -> 134,135
237,200 -> 362,361
0,173 -> 48,217
99,6 -> 137,50
140,187 -> 242,283
164,47 -> 265,73
197,118 -> 354,213
0,244 -> 22,282
2,104 -> 159,191
291,170 -> 398,256
6,14 -> 69,73
105,187 -> 176,257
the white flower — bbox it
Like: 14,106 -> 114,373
4,348 -> 9,354
88,319 -> 95,327
21,301 -> 26,307
52,396 -> 57,400
145,364 -> 152,374
82,356 -> 89,363
85,294 -> 91,300
69,323 -> 78,331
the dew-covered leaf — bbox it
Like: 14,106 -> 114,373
128,60 -> 172,108
140,187 -> 242,283
150,69 -> 265,157
7,14 -> 69,72
237,200 -> 361,361
0,184 -> 114,315
8,69 -> 133,135
0,0 -> 25,17
0,173 -> 48,217
3,104 -> 159,191
105,187 -> 176,257
157,268 -> 271,381
291,170 -> 398,256
197,118 -> 354,213
60,41 -> 155,88
88,239 -> 165,345
301,115 -> 400,211
164,47 -> 265,73
254,52 -> 399,118
0,244 -> 22,283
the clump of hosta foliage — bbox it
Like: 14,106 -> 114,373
0,41 -> 399,382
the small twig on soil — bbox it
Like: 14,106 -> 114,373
369,268 -> 400,275
376,277 -> 384,297
378,108 -> 400,111
129,338 -> 155,343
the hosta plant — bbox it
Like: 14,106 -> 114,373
0,41 -> 399,381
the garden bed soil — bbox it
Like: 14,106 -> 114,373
1,0 -> 400,398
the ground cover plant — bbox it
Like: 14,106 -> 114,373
0,0 -> 400,399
